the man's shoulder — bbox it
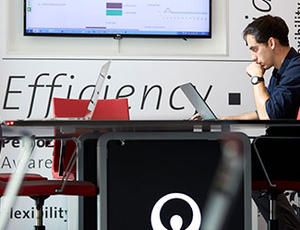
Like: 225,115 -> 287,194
287,48 -> 300,65
284,54 -> 300,76
290,54 -> 300,63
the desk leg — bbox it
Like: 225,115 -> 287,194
78,138 -> 98,230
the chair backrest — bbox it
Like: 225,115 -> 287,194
52,98 -> 130,179
253,107 -> 300,182
53,98 -> 130,120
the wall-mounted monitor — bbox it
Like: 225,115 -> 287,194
24,0 -> 211,38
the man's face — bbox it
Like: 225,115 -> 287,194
246,34 -> 274,70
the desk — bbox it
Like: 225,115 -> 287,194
4,120 -> 300,230
7,119 -> 300,131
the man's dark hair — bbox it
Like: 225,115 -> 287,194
243,15 -> 289,46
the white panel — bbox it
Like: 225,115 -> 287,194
0,60 -> 268,120
1,196 -> 69,229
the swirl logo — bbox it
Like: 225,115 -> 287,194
150,193 -> 201,230
252,0 -> 272,12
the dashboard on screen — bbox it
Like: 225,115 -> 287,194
24,0 -> 211,38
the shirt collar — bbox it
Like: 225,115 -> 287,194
277,47 -> 298,75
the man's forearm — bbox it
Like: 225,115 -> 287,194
253,83 -> 270,119
221,111 -> 259,120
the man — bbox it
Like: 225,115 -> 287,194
191,15 -> 300,229
191,15 -> 300,121
229,15 -> 300,120
229,15 -> 300,230
241,15 -> 300,230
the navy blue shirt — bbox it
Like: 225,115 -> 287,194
266,47 -> 300,119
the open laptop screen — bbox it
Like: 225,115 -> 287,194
180,83 -> 217,120
86,60 -> 111,118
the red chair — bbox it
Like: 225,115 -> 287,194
0,127 -> 97,230
0,179 -> 96,230
0,173 -> 48,182
52,97 -> 130,120
52,97 -> 130,180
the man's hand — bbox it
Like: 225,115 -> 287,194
246,63 -> 270,120
246,62 -> 265,77
189,113 -> 203,120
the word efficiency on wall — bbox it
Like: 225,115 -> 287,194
2,73 -> 214,118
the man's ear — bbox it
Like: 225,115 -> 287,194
268,37 -> 276,50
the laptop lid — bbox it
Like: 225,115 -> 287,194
180,82 -> 217,120
86,60 -> 111,119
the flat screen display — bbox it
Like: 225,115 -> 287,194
24,0 -> 211,38
98,132 -> 252,230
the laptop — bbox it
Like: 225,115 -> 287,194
179,82 -> 217,120
29,60 -> 111,121
86,60 -> 111,119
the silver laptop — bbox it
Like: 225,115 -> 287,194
180,82 -> 217,120
85,60 -> 111,119
31,60 -> 111,121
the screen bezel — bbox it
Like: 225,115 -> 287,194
98,132 -> 252,230
23,0 -> 212,38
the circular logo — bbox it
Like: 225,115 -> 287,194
151,193 -> 201,230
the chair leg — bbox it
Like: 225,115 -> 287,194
31,196 -> 49,230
